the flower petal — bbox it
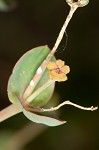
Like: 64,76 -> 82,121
48,71 -> 58,80
56,74 -> 67,82
48,71 -> 67,82
61,65 -> 70,74
47,62 -> 57,70
56,60 -> 64,67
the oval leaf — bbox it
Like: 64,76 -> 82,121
23,109 -> 66,127
8,46 -> 55,106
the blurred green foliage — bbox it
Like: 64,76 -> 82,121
0,0 -> 17,11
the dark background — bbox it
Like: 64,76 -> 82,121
0,0 -> 99,150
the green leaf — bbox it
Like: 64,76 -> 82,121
23,109 -> 66,127
8,46 -> 55,107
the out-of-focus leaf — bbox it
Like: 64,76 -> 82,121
0,130 -> 13,150
0,0 -> 17,12
8,46 -> 55,107
23,109 -> 66,127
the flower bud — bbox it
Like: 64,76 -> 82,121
66,0 -> 89,7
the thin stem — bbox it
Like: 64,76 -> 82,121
51,5 -> 78,54
43,100 -> 98,112
23,5 -> 78,100
0,104 -> 22,122
26,79 -> 54,104
0,4 -> 78,123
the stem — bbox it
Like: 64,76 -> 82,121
23,5 -> 78,100
26,79 -> 54,104
51,5 -> 78,54
43,100 -> 98,112
0,4 -> 78,122
0,104 -> 22,122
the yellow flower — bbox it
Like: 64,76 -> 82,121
47,59 -> 70,82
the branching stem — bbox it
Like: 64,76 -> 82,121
1,3 -> 96,124
43,100 -> 98,112
23,5 -> 78,99
26,79 -> 54,104
1,4 -> 76,122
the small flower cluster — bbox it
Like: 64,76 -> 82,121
47,59 -> 70,82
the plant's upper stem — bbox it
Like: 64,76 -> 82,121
0,4 -> 78,122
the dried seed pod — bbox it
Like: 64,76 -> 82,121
66,0 -> 89,7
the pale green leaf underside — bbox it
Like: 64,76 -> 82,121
23,109 -> 66,127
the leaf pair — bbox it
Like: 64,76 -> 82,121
8,46 -> 66,126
